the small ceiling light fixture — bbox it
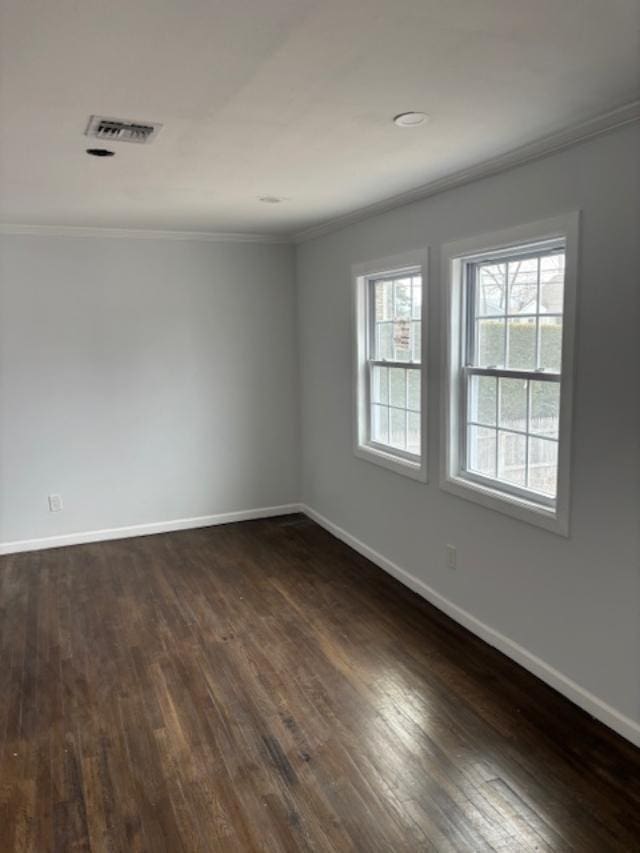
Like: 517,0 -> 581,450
259,195 -> 285,204
393,111 -> 429,128
86,148 -> 115,157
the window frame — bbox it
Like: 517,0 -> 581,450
353,249 -> 428,482
440,214 -> 579,535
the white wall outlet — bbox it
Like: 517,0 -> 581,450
48,494 -> 63,513
446,544 -> 457,569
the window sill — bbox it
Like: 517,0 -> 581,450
440,472 -> 568,535
355,442 -> 427,482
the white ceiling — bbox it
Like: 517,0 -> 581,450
1,0 -> 638,236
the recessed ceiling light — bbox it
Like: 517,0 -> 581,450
393,112 -> 429,128
259,195 -> 285,204
86,148 -> 115,157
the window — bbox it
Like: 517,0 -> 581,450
465,246 -> 563,501
353,250 -> 428,481
441,214 -> 578,534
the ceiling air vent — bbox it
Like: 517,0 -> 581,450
85,115 -> 162,144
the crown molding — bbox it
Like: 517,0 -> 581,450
0,223 -> 290,244
294,99 -> 640,244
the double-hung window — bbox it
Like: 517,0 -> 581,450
441,215 -> 578,534
354,250 -> 428,481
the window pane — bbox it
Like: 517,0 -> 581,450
389,368 -> 406,408
508,257 -> 538,315
468,425 -> 496,477
476,319 -> 505,367
412,278 -> 422,319
407,369 -> 420,412
375,322 -> 393,360
498,431 -> 526,486
499,377 -> 527,432
539,317 -> 562,371
528,437 -> 558,497
539,254 -> 564,314
374,280 -> 393,321
469,375 -> 496,426
372,405 -> 389,445
507,318 -> 536,369
372,366 -> 388,405
407,412 -> 420,454
411,321 -> 421,362
477,264 -> 506,316
389,408 -> 406,449
392,320 -> 412,361
393,280 -> 412,319
530,381 -> 560,438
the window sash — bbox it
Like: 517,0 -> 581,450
464,245 -> 564,371
368,275 -> 421,364
459,375 -> 558,507
367,362 -> 421,460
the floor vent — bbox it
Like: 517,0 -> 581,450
85,115 -> 162,144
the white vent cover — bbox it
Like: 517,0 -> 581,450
85,115 -> 162,144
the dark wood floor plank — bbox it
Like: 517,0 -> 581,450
1,514 -> 639,852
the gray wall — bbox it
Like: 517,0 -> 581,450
0,236 -> 299,541
296,123 -> 640,729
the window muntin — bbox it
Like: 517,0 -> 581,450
462,244 -> 565,503
367,272 -> 422,457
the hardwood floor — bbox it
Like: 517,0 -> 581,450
1,514 -> 639,852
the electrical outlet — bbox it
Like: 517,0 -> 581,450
446,544 -> 457,569
48,494 -> 63,513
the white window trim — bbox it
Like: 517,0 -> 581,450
440,213 -> 579,535
353,248 -> 429,482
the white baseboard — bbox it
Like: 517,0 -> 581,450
300,503 -> 640,749
0,503 -> 301,555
